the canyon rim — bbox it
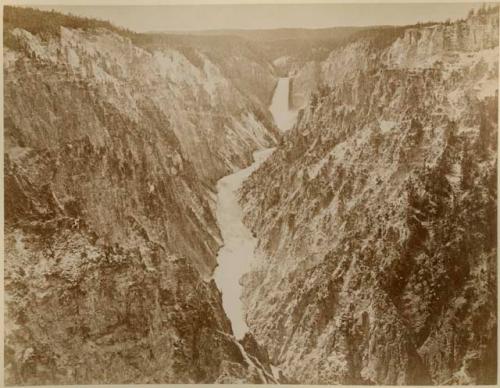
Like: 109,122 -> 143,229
3,2 -> 498,386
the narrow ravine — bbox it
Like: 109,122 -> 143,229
214,75 -> 297,341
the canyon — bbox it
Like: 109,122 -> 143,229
3,4 -> 498,386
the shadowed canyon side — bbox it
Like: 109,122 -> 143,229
3,6 -> 278,385
240,8 -> 498,385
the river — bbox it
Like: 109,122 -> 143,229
214,76 -> 295,339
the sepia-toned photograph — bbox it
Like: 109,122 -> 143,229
2,0 -> 498,385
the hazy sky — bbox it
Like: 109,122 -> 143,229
20,2 -> 486,32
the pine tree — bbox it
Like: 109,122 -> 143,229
476,110 -> 491,157
461,146 -> 474,190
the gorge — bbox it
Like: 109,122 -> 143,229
3,4 -> 498,386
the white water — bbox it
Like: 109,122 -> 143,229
269,77 -> 298,131
214,75 -> 296,339
214,148 -> 274,338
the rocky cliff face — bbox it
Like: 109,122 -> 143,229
6,24 -> 279,186
290,11 -> 499,111
4,225 -> 272,384
4,7 -> 278,385
240,10 -> 498,385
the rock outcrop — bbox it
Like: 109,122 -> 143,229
240,8 -> 498,385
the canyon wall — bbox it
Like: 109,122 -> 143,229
240,9 -> 498,385
4,7 -> 277,384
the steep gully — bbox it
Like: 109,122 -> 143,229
213,77 -> 296,340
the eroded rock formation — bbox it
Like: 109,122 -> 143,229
4,6 -> 278,384
240,9 -> 498,385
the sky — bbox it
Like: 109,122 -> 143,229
11,2 -> 486,32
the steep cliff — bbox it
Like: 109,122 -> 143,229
287,26 -> 406,109
4,6 -> 277,385
240,9 -> 498,385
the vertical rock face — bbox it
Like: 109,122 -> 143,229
240,9 -> 498,385
4,7 -> 277,385
289,11 -> 499,111
6,24 -> 279,186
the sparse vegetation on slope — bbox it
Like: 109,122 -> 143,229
240,8 -> 498,385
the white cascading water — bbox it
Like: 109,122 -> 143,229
269,77 -> 298,132
214,76 -> 296,339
